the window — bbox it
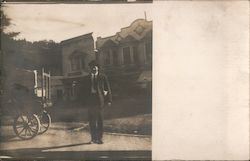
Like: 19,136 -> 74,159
104,50 -> 111,65
71,86 -> 75,97
145,42 -> 152,64
112,49 -> 118,66
71,56 -> 80,71
123,47 -> 131,65
133,46 -> 139,65
56,89 -> 63,99
70,52 -> 86,71
81,57 -> 85,69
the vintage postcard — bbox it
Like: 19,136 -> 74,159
1,0 -> 250,160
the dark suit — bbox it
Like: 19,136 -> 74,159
83,72 -> 112,141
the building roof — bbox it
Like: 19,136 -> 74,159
61,32 -> 93,45
96,19 -> 152,49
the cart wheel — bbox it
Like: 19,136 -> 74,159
13,114 -> 40,140
39,112 -> 51,134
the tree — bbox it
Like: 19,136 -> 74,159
1,7 -> 10,30
1,7 -> 62,81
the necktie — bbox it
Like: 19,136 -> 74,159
93,75 -> 97,90
91,74 -> 97,94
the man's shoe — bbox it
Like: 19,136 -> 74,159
96,140 -> 103,144
89,140 -> 97,144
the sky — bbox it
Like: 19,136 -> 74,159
3,3 -> 152,43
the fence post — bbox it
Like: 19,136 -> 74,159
41,68 -> 44,103
49,71 -> 51,100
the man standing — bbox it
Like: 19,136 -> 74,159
85,60 -> 112,144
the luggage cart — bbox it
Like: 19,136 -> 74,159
2,68 -> 52,140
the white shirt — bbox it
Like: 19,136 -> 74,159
91,73 -> 98,94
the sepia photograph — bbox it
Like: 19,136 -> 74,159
1,0 -> 250,160
0,2 -> 152,160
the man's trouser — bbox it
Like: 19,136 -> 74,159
88,93 -> 104,141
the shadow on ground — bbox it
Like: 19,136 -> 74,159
0,145 -> 151,160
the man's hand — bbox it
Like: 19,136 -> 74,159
107,102 -> 112,107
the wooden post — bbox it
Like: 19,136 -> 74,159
45,75 -> 47,100
41,68 -> 44,103
49,71 -> 51,100
45,72 -> 47,101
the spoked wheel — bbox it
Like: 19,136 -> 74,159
38,111 -> 51,134
13,114 -> 40,140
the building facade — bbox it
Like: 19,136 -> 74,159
51,19 -> 152,102
61,33 -> 95,77
51,33 -> 95,101
96,19 -> 152,94
96,19 -> 152,74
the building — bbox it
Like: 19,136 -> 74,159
96,19 -> 152,94
96,19 -> 152,74
61,32 -> 95,77
51,33 -> 95,101
51,19 -> 152,101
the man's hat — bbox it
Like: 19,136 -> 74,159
88,60 -> 99,68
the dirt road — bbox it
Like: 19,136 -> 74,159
0,123 -> 151,160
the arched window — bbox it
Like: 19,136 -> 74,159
70,55 -> 81,71
69,50 -> 86,72
123,47 -> 131,65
